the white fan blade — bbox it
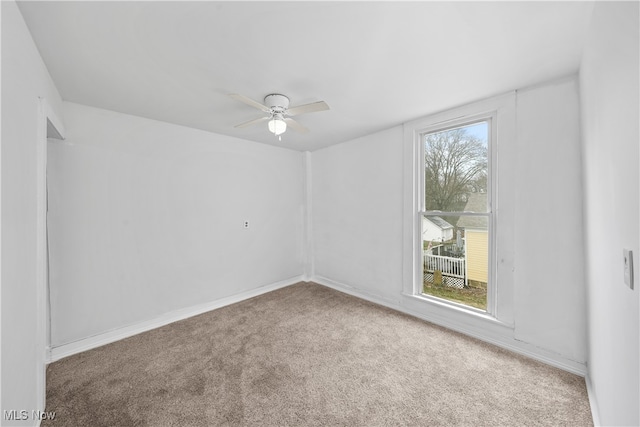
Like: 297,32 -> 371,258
284,118 -> 309,134
286,101 -> 329,117
234,116 -> 269,129
229,94 -> 271,113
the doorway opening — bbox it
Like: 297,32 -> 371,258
37,98 -> 65,410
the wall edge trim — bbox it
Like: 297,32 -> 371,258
311,275 -> 588,377
585,373 -> 601,426
48,276 -> 304,363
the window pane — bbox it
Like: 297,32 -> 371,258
422,214 -> 488,310
424,122 -> 488,213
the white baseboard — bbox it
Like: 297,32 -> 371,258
311,275 -> 587,377
48,276 -> 304,363
585,374 -> 601,426
47,274 -> 597,424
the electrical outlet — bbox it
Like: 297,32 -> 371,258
243,221 -> 250,229
623,249 -> 633,290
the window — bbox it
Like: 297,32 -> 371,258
421,121 -> 491,311
402,93 -> 515,323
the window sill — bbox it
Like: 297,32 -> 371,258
414,291 -> 491,315
401,292 -> 514,333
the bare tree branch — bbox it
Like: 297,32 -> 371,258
425,128 -> 487,212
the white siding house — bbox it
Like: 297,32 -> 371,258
422,216 -> 454,243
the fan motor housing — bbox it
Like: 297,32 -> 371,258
264,94 -> 290,112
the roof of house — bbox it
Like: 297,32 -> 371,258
457,193 -> 489,230
426,216 -> 454,230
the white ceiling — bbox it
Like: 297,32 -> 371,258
18,1 -> 594,151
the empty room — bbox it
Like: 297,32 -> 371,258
2,1 -> 638,426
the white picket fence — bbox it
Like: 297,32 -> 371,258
423,253 -> 466,288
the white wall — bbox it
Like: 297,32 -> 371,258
311,77 -> 586,369
1,1 -> 64,425
514,78 -> 586,363
579,2 -> 639,425
4,2 -> 636,423
47,102 -> 305,347
311,126 -> 404,305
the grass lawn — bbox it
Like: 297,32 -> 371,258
422,280 -> 487,310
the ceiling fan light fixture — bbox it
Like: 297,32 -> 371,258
268,115 -> 287,136
230,93 -> 329,137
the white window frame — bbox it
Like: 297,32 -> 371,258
419,114 -> 496,315
402,92 -> 516,327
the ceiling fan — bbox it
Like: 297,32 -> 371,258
229,93 -> 329,139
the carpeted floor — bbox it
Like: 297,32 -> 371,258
43,282 -> 593,426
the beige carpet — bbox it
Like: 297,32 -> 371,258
43,282 -> 592,426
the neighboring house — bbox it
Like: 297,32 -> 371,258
457,193 -> 489,284
422,216 -> 454,243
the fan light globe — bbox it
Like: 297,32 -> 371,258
268,117 -> 287,136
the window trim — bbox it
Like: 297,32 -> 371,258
419,114 -> 496,315
402,92 -> 516,326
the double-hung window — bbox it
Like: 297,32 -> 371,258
403,93 -> 515,322
420,119 -> 493,312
